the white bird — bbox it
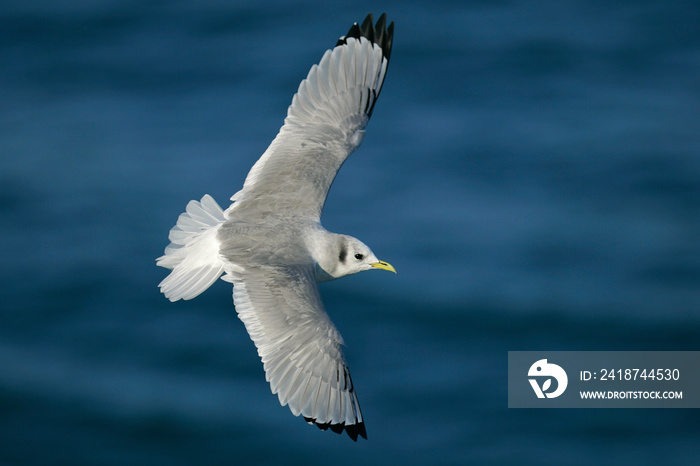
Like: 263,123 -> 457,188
157,13 -> 395,441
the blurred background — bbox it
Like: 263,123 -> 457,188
1,0 -> 699,464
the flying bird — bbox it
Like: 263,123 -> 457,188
157,13 -> 395,441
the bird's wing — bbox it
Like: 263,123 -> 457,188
226,263 -> 367,440
227,14 -> 393,222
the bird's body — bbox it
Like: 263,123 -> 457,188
157,14 -> 395,441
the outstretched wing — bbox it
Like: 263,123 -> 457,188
227,14 -> 394,222
227,264 -> 367,440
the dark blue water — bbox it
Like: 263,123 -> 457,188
2,1 -> 699,464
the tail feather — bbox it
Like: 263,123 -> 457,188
157,194 -> 226,301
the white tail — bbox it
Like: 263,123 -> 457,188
157,194 -> 226,301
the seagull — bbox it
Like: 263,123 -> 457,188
157,13 -> 395,441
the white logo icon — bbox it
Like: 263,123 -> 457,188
528,359 -> 568,398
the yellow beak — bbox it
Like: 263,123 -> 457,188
370,260 -> 397,273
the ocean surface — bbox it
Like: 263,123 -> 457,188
2,1 -> 699,464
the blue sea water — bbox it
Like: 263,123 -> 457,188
1,0 -> 699,464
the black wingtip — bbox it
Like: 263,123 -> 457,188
345,421 -> 368,441
359,14 -> 375,43
335,13 -> 394,63
304,417 -> 367,441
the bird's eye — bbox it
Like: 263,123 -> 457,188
354,253 -> 364,260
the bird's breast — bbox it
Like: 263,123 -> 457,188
217,218 -> 312,267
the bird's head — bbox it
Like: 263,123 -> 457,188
315,235 -> 396,281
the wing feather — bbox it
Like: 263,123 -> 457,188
227,264 -> 366,440
228,14 -> 393,222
